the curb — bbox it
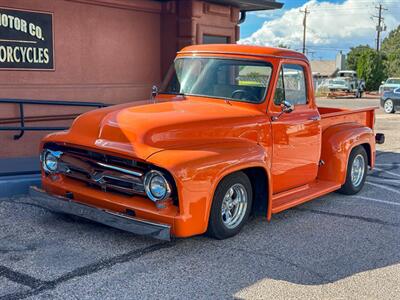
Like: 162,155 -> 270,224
0,174 -> 41,198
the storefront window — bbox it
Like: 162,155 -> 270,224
203,35 -> 229,44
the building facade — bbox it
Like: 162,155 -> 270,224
0,0 -> 282,160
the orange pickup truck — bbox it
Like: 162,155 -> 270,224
30,45 -> 385,240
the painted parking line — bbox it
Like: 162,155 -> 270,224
373,167 -> 400,178
352,195 -> 400,207
368,178 -> 400,184
366,181 -> 400,195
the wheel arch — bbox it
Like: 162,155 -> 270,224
146,142 -> 272,236
209,164 -> 272,223
241,167 -> 269,217
360,142 -> 372,167
318,123 -> 375,184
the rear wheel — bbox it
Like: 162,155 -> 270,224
207,172 -> 252,239
338,146 -> 368,195
384,99 -> 395,114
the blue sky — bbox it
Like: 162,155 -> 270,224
239,0 -> 400,60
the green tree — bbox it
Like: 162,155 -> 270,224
357,49 -> 386,90
381,25 -> 400,77
346,45 -> 371,71
346,45 -> 386,91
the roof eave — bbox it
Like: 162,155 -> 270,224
208,1 -> 284,12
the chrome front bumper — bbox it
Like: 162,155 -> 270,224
29,186 -> 171,241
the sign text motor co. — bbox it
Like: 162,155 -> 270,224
0,7 -> 54,70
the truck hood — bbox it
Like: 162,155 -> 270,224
48,99 -> 263,160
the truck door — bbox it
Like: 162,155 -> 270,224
270,63 -> 322,194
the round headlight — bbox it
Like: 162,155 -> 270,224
144,170 -> 171,202
42,150 -> 62,173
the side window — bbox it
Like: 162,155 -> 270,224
274,64 -> 308,106
274,69 -> 285,105
282,64 -> 307,105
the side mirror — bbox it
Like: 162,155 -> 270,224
381,81 -> 385,85
272,101 -> 294,121
151,85 -> 159,99
281,100 -> 294,113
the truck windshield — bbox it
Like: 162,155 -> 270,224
160,57 -> 272,103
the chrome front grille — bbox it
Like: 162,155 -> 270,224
45,144 -> 147,197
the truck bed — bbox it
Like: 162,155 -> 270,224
318,107 -> 376,132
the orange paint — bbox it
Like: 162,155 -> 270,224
39,45 -> 378,238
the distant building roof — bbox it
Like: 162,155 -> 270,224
310,60 -> 338,78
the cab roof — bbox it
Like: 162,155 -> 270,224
179,44 -> 308,61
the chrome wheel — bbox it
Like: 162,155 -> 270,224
221,183 -> 248,229
351,154 -> 365,187
384,99 -> 394,113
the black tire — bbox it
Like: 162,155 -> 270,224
384,99 -> 395,114
337,146 -> 368,195
207,172 -> 253,239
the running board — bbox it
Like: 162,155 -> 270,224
271,180 -> 341,214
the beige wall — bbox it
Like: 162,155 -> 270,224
0,0 -> 240,158
161,0 -> 240,76
0,0 -> 162,157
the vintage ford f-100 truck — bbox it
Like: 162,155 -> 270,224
30,45 -> 385,240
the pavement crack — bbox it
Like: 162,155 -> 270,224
0,241 -> 177,300
51,242 -> 176,285
293,208 -> 400,227
0,265 -> 46,290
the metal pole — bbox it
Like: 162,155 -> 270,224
13,103 -> 25,140
376,4 -> 382,52
300,7 -> 310,55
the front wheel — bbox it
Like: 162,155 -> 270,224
384,99 -> 395,114
337,146 -> 368,195
207,172 -> 253,239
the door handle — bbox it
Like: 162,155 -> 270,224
308,116 -> 320,121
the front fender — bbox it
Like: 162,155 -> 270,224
146,140 -> 270,237
318,123 -> 375,184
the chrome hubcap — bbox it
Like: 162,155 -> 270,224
221,184 -> 248,229
351,154 -> 365,187
384,100 -> 393,112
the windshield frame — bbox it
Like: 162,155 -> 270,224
160,56 -> 274,105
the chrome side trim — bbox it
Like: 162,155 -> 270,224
29,186 -> 171,241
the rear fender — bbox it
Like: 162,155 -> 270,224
146,141 -> 271,236
318,123 -> 375,184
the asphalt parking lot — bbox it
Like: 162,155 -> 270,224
1,97 -> 400,299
